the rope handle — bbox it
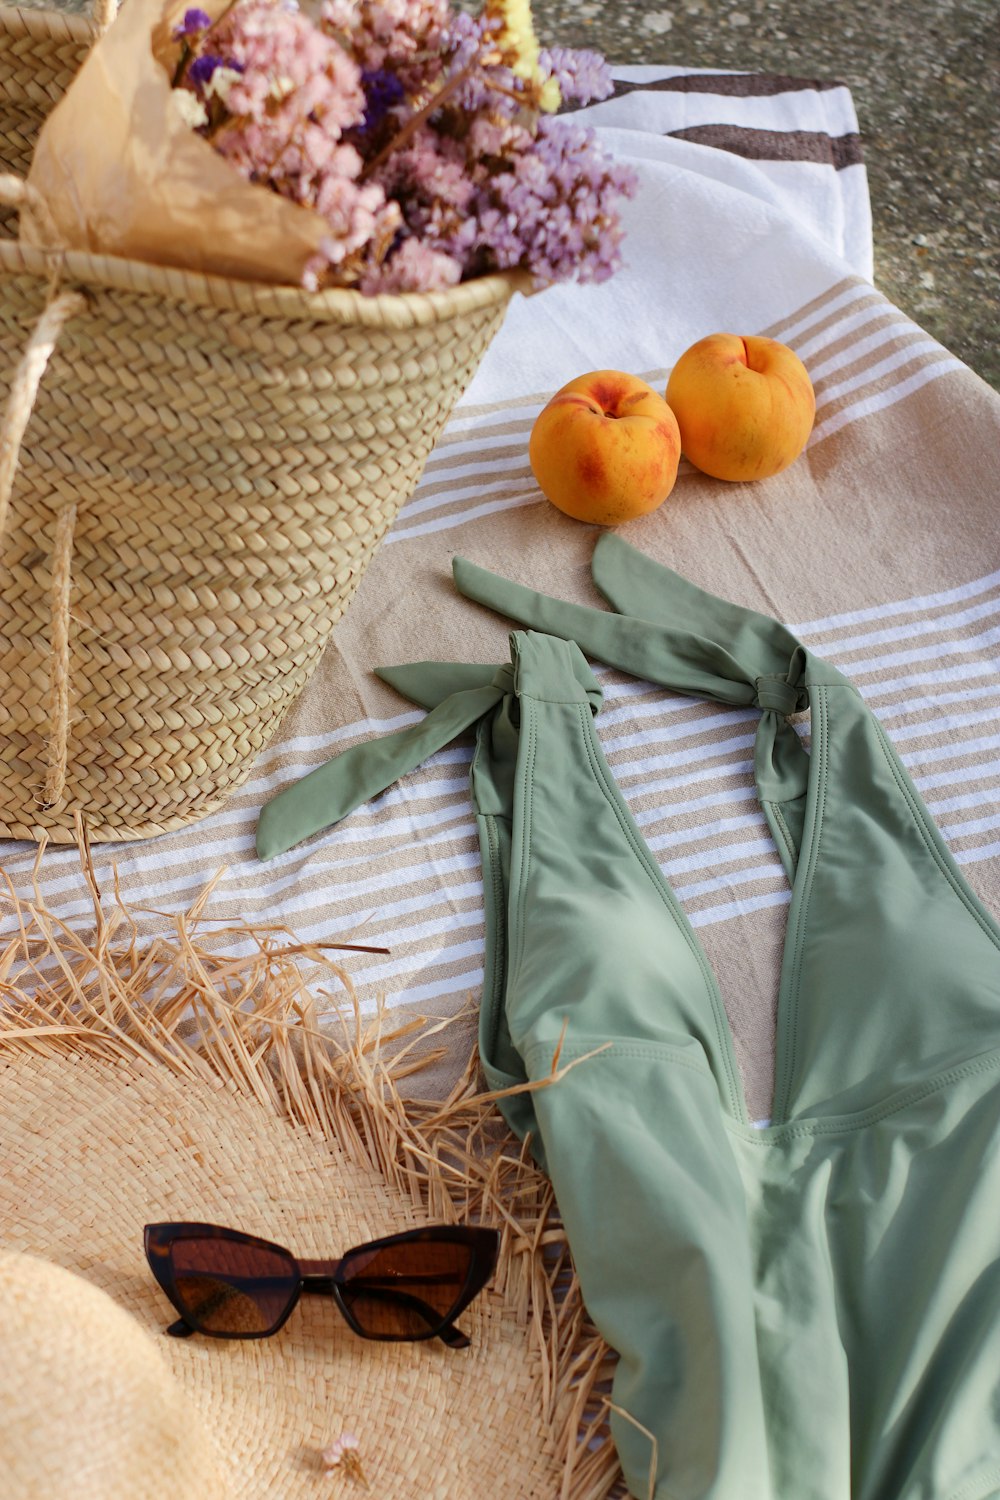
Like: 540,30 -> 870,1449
0,0 -> 113,811
0,175 -> 61,245
0,286 -> 90,811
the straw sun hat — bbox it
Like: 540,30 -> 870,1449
0,842 -> 620,1500
0,1250 -> 232,1499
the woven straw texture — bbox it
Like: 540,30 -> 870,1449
0,1252 -> 231,1499
0,5 -> 518,845
0,1051 -> 567,1498
0,849 -> 622,1499
0,7 -> 96,239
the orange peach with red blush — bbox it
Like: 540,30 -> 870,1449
665,334 -> 815,482
529,370 -> 681,527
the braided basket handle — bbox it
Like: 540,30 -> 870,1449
0,189 -> 89,808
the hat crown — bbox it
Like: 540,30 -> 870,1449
0,1250 -> 229,1500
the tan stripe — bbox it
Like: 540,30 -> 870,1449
759,275 -> 864,342
812,344 -> 966,437
811,326 -> 943,400
801,589 -> 1000,649
401,463 -> 536,507
946,826 -> 1000,851
637,794 -> 763,838
682,870 -> 788,915
880,693 -> 1000,730
806,311 -> 914,384
425,436 -> 532,473
434,413 -> 547,451
785,289 -> 892,358
611,72 -> 849,99
817,598 -> 1000,663
666,124 -> 863,170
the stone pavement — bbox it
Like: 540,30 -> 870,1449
533,0 -> 998,390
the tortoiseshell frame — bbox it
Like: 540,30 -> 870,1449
144,1222 -> 499,1348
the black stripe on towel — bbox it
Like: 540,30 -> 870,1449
667,124 -> 864,169
611,72 -> 847,99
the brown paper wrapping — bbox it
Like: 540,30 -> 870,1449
23,0 -> 332,285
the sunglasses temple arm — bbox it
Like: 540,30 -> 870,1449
437,1320 -> 470,1350
165,1316 -> 198,1339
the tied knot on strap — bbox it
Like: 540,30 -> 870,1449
751,660 -> 810,807
754,673 -> 808,718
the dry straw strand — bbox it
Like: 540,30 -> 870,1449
0,839 -> 627,1499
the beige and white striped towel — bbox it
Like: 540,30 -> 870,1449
2,68 -> 996,1121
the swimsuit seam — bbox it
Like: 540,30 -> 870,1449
726,1048 -> 1000,1142
577,702 -> 746,1123
872,716 -> 1000,955
945,1459 -> 1000,1500
775,683 -> 829,1122
767,800 -> 797,870
521,1037 -> 716,1080
517,692 -> 593,706
483,813 -> 506,1059
508,710 -> 537,991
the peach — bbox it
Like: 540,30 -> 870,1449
529,370 -> 681,527
665,334 -> 816,482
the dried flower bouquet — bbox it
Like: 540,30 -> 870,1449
21,0 -> 636,294
168,0 -> 637,292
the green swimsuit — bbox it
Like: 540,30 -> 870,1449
258,535 -> 1000,1500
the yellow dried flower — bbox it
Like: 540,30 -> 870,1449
485,0 -> 561,112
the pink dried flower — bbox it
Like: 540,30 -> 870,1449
360,236 -> 463,293
321,0 -> 453,93
213,1 -> 365,133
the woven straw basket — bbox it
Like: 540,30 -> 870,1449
0,2 -> 519,845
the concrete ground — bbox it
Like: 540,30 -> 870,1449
533,0 -> 999,390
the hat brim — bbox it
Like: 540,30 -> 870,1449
0,846 -> 622,1499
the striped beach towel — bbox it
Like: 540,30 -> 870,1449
3,68 -> 997,1121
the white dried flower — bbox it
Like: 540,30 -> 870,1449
169,89 -> 209,131
269,73 -> 296,101
205,66 -> 245,106
321,1433 -> 369,1488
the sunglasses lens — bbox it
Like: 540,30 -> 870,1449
168,1236 -> 298,1336
339,1238 -> 474,1339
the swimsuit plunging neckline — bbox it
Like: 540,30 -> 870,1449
578,672 -> 832,1132
255,534 -> 1000,1500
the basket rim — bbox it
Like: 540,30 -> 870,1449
0,3 -> 99,46
0,238 -> 529,326
0,3 -> 529,327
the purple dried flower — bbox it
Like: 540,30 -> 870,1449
172,7 -> 212,40
360,67 -> 405,131
187,53 -> 244,92
538,46 -> 614,107
462,116 -> 638,284
440,8 -> 496,72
